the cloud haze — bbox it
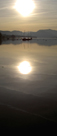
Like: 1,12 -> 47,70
0,0 -> 57,31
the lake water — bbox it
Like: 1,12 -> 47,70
0,39 -> 57,95
0,39 -> 57,126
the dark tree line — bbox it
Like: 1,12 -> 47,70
0,33 -> 2,39
0,33 -> 2,45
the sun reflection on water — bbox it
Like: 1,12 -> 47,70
18,61 -> 32,74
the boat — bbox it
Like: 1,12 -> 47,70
22,37 -> 27,41
22,37 -> 32,41
22,31 -> 32,41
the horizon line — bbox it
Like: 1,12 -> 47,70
0,29 -> 57,33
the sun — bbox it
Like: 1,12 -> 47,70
14,0 -> 35,17
18,61 -> 32,74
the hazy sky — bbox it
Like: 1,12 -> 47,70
0,0 -> 57,32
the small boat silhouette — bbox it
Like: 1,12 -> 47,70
22,31 -> 32,41
22,38 -> 27,41
22,37 -> 32,41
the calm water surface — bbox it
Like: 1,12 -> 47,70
0,39 -> 57,96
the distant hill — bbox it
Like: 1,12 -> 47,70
0,30 -> 22,36
0,29 -> 57,38
30,29 -> 57,38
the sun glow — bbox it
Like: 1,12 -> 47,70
15,0 -> 35,17
18,61 -> 32,74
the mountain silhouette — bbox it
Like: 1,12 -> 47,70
0,29 -> 57,38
